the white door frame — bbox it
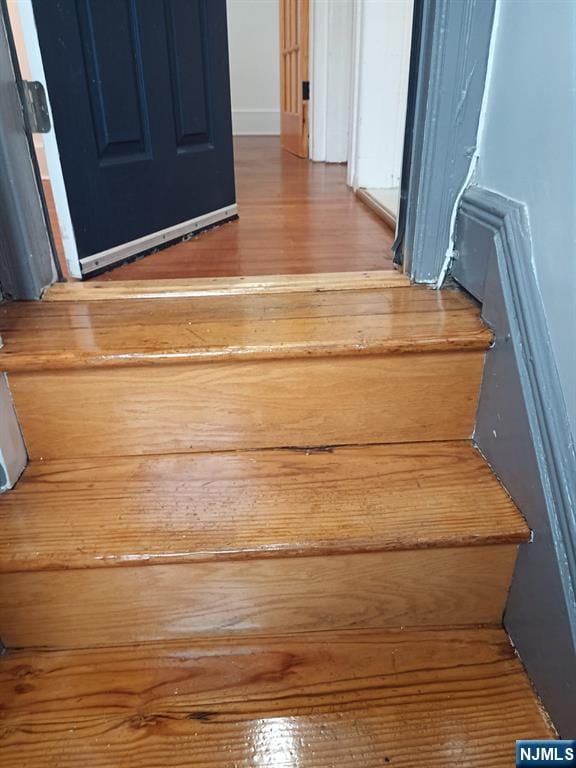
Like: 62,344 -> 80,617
17,0 -> 82,277
309,0 -> 354,163
309,0 -> 413,213
15,1 -> 238,279
347,0 -> 414,192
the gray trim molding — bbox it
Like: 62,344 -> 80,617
0,373 -> 27,492
0,0 -> 57,299
454,185 -> 576,736
400,0 -> 495,284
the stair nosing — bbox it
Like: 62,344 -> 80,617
0,332 -> 493,374
0,533 -> 529,575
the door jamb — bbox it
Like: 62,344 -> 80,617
17,0 -> 82,278
394,0 -> 496,284
0,0 -> 58,298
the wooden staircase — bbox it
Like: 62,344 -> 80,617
0,274 -> 554,764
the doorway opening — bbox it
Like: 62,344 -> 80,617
5,0 -> 413,282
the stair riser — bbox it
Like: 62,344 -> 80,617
9,351 -> 485,460
0,545 -> 518,649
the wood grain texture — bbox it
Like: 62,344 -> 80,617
0,442 -> 528,574
0,628 -> 554,766
84,137 -> 395,279
0,286 -> 491,372
0,545 -> 519,648
44,269 -> 409,301
9,351 -> 485,460
40,178 -> 69,278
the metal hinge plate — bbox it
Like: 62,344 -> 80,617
302,80 -> 310,101
21,80 -> 51,133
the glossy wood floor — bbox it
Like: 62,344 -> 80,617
0,629 -> 553,767
45,137 -> 395,280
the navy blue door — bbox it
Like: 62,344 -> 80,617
32,0 -> 235,271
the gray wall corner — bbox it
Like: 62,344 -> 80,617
454,185 -> 576,736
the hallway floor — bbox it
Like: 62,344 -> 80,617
48,137 -> 395,281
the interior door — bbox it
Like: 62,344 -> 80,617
28,0 -> 236,277
280,0 -> 309,158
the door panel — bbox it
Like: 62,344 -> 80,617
31,0 -> 235,272
280,0 -> 309,158
76,0 -> 151,163
164,0 -> 211,148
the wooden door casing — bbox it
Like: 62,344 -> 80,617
280,0 -> 309,158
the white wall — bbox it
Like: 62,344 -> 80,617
227,0 -> 280,135
477,0 -> 576,438
310,1 -> 354,163
348,0 -> 413,190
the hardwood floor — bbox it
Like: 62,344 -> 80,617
0,168 -> 559,748
0,629 -> 553,766
44,137 -> 395,280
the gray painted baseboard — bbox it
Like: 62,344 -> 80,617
453,186 -> 576,736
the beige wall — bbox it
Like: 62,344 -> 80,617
226,0 -> 280,135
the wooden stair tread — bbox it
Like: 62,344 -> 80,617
44,269 -> 410,300
0,441 -> 528,574
0,628 -> 554,766
0,286 -> 491,372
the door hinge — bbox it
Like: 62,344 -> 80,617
21,80 -> 51,134
302,80 -> 310,101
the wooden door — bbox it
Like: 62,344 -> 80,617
280,0 -> 309,158
30,0 -> 236,277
